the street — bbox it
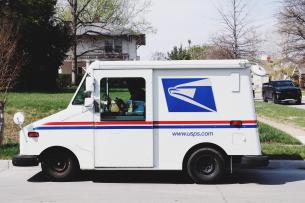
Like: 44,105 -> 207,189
0,160 -> 305,203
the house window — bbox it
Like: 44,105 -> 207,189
114,39 -> 122,53
100,77 -> 146,121
105,39 -> 113,53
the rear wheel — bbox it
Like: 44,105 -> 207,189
263,93 -> 268,102
273,94 -> 278,104
41,150 -> 79,181
187,148 -> 226,184
296,98 -> 302,105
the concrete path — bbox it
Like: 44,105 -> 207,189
257,116 -> 305,144
1,160 -> 305,203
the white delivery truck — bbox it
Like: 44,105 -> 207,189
12,60 -> 268,183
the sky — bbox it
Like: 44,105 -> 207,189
138,0 -> 282,60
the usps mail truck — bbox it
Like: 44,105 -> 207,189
12,60 -> 268,183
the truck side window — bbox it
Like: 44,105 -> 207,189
100,77 -> 146,121
72,79 -> 86,105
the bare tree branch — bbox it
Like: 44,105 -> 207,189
212,0 -> 261,61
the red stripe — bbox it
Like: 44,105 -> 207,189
44,122 -> 94,126
154,120 -> 257,125
95,121 -> 153,125
44,120 -> 257,126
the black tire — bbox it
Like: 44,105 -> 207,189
272,94 -> 278,104
263,93 -> 268,102
186,148 -> 226,184
296,98 -> 302,105
41,150 -> 79,181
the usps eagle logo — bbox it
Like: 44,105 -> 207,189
162,78 -> 217,112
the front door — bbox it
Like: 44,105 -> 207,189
93,69 -> 153,167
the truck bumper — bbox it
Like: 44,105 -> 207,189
12,155 -> 39,167
240,155 -> 269,168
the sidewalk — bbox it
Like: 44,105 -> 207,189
257,116 -> 305,144
0,160 -> 12,173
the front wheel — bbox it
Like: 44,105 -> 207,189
273,94 -> 278,104
187,148 -> 226,184
263,93 -> 268,102
41,150 -> 79,181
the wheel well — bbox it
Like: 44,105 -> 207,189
182,143 -> 229,171
39,146 -> 79,167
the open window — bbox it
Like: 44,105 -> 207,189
100,77 -> 146,121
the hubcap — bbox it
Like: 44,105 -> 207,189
50,157 -> 68,173
196,156 -> 216,175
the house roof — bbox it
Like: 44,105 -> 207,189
77,23 -> 145,45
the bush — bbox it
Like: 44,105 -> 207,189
57,74 -> 72,89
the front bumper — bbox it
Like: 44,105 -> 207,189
240,155 -> 269,168
276,92 -> 301,101
12,155 -> 39,167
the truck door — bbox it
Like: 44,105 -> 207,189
93,69 -> 154,167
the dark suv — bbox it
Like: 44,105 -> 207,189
262,80 -> 302,104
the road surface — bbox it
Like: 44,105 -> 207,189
0,160 -> 305,203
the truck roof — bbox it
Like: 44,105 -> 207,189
89,60 -> 250,70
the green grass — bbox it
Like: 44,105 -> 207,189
256,101 -> 305,129
261,144 -> 305,160
0,143 -> 19,160
258,122 -> 301,145
4,92 -> 73,144
258,122 -> 305,160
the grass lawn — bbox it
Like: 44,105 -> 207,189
256,101 -> 305,129
0,143 -> 18,160
258,122 -> 305,160
4,92 -> 73,143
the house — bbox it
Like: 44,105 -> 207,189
292,65 -> 305,88
59,23 -> 146,77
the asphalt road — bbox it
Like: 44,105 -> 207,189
0,160 -> 305,203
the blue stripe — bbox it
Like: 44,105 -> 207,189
34,125 -> 257,130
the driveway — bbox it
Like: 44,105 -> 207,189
1,160 -> 305,203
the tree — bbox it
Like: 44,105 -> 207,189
278,0 -> 305,61
151,52 -> 167,61
1,0 -> 72,91
188,45 -> 209,60
212,0 -> 260,60
167,45 -> 191,60
0,17 -> 24,144
58,0 -> 152,85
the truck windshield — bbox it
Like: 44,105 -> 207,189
72,77 -> 86,105
273,81 -> 295,87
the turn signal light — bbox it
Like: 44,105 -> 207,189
28,132 -> 39,138
230,120 -> 243,127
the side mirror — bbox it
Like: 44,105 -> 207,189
84,97 -> 94,108
86,77 -> 94,92
13,112 -> 25,126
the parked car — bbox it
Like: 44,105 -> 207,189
262,80 -> 302,104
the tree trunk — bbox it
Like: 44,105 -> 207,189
71,0 -> 78,85
71,43 -> 77,85
0,102 -> 4,145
